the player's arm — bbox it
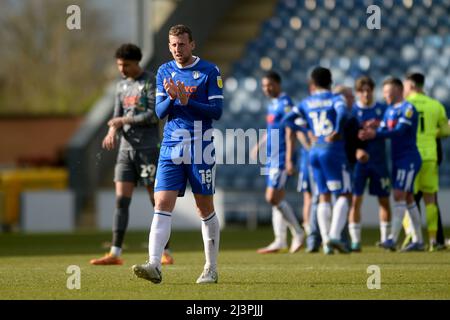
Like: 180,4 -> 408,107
282,103 -> 309,133
251,132 -> 267,160
296,130 -> 311,150
177,67 -> 223,120
155,68 -> 177,119
283,99 -> 296,175
327,99 -> 347,141
437,102 -> 450,137
103,84 -> 122,150
285,125 -> 296,175
359,110 -> 410,140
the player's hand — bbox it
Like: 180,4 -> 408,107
307,131 -> 318,145
286,160 -> 295,176
164,78 -> 178,100
325,131 -> 341,143
356,148 -> 369,163
364,119 -> 380,129
102,132 -> 116,150
358,127 -> 376,140
176,81 -> 189,105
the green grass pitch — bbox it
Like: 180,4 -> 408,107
0,228 -> 449,299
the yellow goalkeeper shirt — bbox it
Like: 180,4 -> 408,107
407,92 -> 450,161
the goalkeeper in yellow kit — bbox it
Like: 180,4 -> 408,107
403,73 -> 450,251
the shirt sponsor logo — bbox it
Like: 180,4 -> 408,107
123,95 -> 139,107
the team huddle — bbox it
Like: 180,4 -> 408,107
89,23 -> 449,285
258,68 -> 450,255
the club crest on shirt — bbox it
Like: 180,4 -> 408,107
376,108 -> 382,116
171,72 -> 176,78
405,107 -> 413,118
217,76 -> 223,88
192,71 -> 200,79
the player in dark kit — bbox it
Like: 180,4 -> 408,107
90,44 -> 174,265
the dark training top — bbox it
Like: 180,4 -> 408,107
113,71 -> 159,150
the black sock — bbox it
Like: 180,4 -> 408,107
112,196 -> 131,248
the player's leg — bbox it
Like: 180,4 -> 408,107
369,165 -> 391,244
348,163 -> 368,251
419,161 -> 440,250
132,144 -> 186,283
423,192 -> 439,249
189,141 -> 220,283
380,188 -> 407,251
349,195 -> 363,251
91,150 -> 135,265
298,162 -> 312,235
258,191 -> 288,253
325,154 -> 352,253
302,191 -> 312,235
309,149 -> 332,254
111,181 -> 134,256
265,184 -> 304,253
146,184 -> 174,265
138,148 -> 174,264
397,158 -> 424,251
257,172 -> 288,253
306,184 -> 321,252
435,193 -> 446,247
379,162 -> 410,250
132,189 -> 178,284
403,192 -> 425,251
193,194 -> 219,284
378,196 -> 391,243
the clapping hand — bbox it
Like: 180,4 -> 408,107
164,78 -> 178,100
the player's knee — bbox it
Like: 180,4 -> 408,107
393,190 -> 406,202
154,192 -> 177,212
116,196 -> 131,209
196,205 -> 215,218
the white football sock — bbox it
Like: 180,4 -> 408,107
201,211 -> 220,271
317,202 -> 332,244
329,196 -> 349,240
379,221 -> 391,242
349,222 -> 361,244
272,206 -> 287,246
390,201 -> 406,243
406,203 -> 423,243
303,223 -> 311,236
277,200 -> 303,236
148,211 -> 172,268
